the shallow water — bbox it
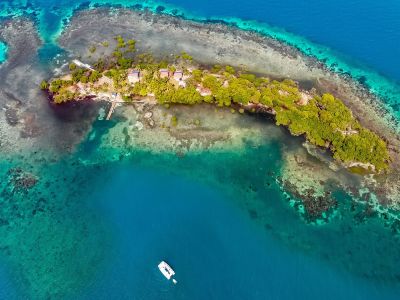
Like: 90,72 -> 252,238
3,128 -> 400,299
0,41 -> 6,63
1,0 -> 400,299
1,115 -> 400,298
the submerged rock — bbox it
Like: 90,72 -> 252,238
134,121 -> 144,131
7,167 -> 38,192
5,108 -> 19,126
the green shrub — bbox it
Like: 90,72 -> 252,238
115,35 -> 126,48
89,71 -> 101,83
89,45 -> 96,53
180,51 -> 193,61
80,76 -> 88,84
40,80 -> 49,90
69,63 -> 77,71
171,115 -> 178,127
211,65 -> 222,73
127,39 -> 136,51
113,51 -> 123,59
117,57 -> 133,69
225,65 -> 235,74
72,69 -> 85,83
42,38 -> 390,171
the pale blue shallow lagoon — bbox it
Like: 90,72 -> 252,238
1,0 -> 400,299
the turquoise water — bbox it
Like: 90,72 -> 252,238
0,42 -> 7,63
1,119 -> 400,298
3,128 -> 400,299
1,0 -> 400,299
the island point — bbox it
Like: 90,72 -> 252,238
41,35 -> 390,173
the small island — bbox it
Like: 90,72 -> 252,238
41,36 -> 390,172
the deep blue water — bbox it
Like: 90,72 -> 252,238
1,0 -> 400,299
80,167 -> 399,300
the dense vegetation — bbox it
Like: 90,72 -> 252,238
42,37 -> 390,171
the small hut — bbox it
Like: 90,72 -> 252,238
159,69 -> 169,79
128,70 -> 140,84
173,70 -> 183,81
196,85 -> 212,96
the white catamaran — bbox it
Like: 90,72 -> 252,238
158,261 -> 177,284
